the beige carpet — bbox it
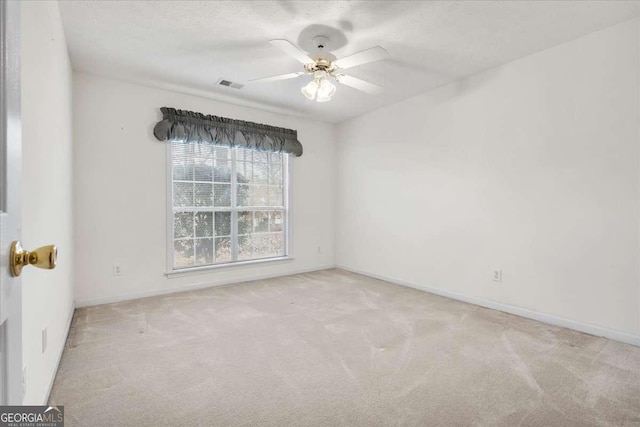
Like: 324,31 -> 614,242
49,269 -> 640,426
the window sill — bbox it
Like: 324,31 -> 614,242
165,256 -> 295,278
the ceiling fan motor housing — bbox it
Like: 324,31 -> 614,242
305,35 -> 338,73
304,58 -> 337,74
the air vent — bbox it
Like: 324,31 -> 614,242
217,78 -> 244,89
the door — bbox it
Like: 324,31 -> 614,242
0,0 -> 22,405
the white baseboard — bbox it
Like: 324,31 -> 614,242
336,265 -> 640,347
75,262 -> 640,348
75,265 -> 336,308
43,301 -> 75,405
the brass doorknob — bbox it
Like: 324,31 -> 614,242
10,241 -> 57,277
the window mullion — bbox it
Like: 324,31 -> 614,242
284,154 -> 290,257
231,148 -> 238,261
191,181 -> 196,267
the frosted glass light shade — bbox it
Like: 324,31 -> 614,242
301,79 -> 319,100
316,78 -> 336,102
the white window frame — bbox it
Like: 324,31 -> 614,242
165,143 -> 293,277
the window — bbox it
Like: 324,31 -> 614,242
169,142 -> 289,270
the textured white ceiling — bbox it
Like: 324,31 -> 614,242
59,1 -> 640,123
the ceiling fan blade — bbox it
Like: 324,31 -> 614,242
336,75 -> 384,95
333,46 -> 389,70
269,39 -> 314,65
250,72 -> 305,83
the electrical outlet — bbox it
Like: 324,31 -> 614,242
41,327 -> 47,354
112,264 -> 122,276
493,269 -> 503,282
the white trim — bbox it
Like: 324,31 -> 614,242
285,153 -> 293,259
76,265 -> 335,308
165,256 -> 295,278
77,263 -> 640,347
165,142 -> 173,275
43,302 -> 75,405
336,265 -> 640,347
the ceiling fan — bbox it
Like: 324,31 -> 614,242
250,36 -> 389,103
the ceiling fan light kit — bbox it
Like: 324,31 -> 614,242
302,70 -> 337,102
250,36 -> 388,103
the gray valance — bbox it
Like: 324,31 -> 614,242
153,107 -> 303,157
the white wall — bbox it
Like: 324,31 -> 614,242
21,1 -> 74,404
71,17 -> 640,344
336,19 -> 640,338
73,73 -> 335,305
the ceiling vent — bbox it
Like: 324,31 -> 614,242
217,78 -> 244,89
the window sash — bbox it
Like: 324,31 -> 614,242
168,144 -> 290,270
